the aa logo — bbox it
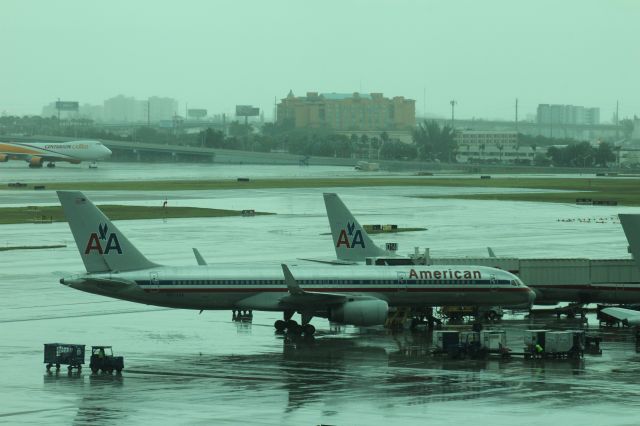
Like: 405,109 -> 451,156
84,223 -> 122,254
336,221 -> 365,248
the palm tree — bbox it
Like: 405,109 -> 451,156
412,120 -> 456,162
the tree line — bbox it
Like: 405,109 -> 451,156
0,115 -> 626,167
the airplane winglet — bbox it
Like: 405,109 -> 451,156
193,248 -> 207,266
281,264 -> 304,296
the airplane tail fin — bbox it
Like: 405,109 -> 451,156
323,193 -> 387,262
57,191 -> 159,273
619,214 -> 640,269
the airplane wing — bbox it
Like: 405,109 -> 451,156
601,307 -> 640,326
297,257 -> 357,266
278,264 -> 380,307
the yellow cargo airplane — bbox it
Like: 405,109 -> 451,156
0,140 -> 111,168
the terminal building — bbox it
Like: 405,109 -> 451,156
454,130 -> 536,164
276,91 -> 415,133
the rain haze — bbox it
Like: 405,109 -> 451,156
3,1 -> 640,426
1,0 -> 639,119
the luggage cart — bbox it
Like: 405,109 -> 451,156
44,343 -> 85,372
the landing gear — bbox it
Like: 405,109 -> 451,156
274,319 -> 286,332
274,312 -> 315,336
303,324 -> 315,335
232,309 -> 253,322
285,319 -> 299,329
47,162 -> 56,168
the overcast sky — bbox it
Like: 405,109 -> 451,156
1,0 -> 638,122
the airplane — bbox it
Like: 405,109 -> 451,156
601,214 -> 640,326
56,191 -> 534,335
0,140 -> 112,168
322,193 -> 640,306
620,214 -> 640,270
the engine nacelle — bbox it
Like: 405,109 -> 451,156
330,299 -> 389,326
0,154 -> 8,162
28,156 -> 44,168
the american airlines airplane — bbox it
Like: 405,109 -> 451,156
0,140 -> 112,167
57,191 -> 534,335
322,193 -> 640,305
603,214 -> 640,325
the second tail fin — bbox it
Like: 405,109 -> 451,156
57,191 -> 159,273
620,214 -> 640,270
323,193 -> 387,262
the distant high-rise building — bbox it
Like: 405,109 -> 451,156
79,104 -> 104,122
103,95 -> 178,123
537,104 -> 600,125
41,102 -> 59,118
277,91 -> 415,131
104,95 -> 141,123
148,96 -> 178,122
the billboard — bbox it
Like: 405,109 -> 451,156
188,108 -> 208,118
235,105 -> 260,117
55,101 -> 79,111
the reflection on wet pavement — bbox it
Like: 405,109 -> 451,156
2,164 -> 640,424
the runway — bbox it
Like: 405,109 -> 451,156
2,163 -> 640,424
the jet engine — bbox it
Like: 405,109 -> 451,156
28,156 -> 44,168
330,299 -> 388,326
0,154 -> 8,162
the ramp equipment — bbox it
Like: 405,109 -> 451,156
44,343 -> 85,372
89,346 -> 124,374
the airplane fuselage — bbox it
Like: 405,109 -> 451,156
62,264 -> 534,312
0,140 -> 111,166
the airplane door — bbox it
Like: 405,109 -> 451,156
397,271 -> 407,292
149,272 -> 160,292
489,274 -> 497,292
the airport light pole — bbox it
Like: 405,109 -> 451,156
450,100 -> 457,129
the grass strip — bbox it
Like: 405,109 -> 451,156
0,205 -> 273,225
0,244 -> 66,251
4,176 -> 639,204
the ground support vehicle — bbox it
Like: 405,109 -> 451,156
89,346 -> 124,374
44,343 -> 85,372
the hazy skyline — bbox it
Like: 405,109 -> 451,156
2,0 -> 638,122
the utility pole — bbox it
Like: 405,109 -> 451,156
616,100 -> 620,139
515,98 -> 519,133
147,99 -> 150,127
450,100 -> 457,128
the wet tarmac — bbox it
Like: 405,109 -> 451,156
2,163 -> 640,424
